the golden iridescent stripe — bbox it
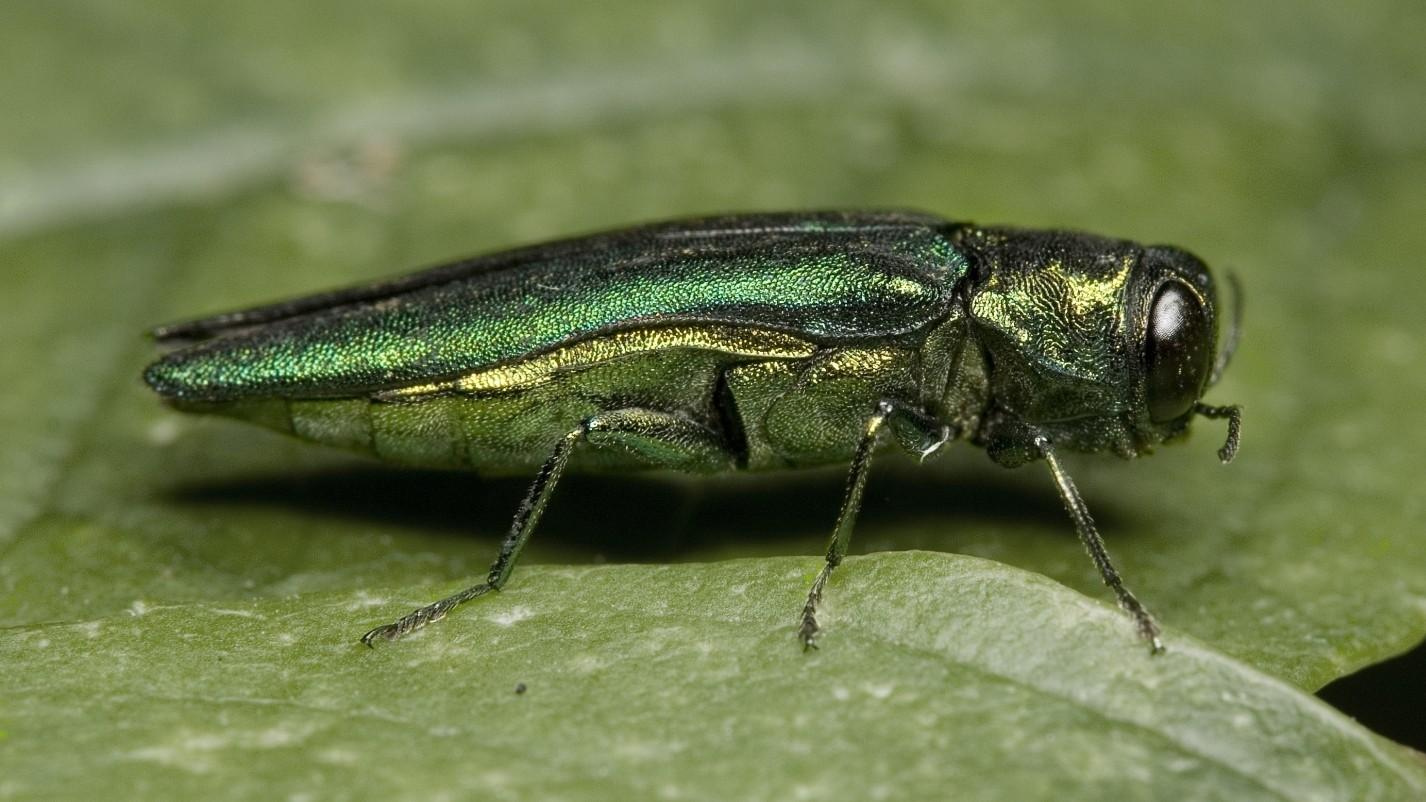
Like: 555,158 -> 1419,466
377,325 -> 816,400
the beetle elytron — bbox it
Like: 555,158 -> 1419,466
144,210 -> 1241,651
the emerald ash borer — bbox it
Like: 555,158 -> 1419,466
144,210 -> 1242,652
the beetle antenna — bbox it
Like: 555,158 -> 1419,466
1193,403 -> 1242,463
1208,271 -> 1243,387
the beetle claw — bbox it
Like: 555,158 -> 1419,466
360,623 -> 405,646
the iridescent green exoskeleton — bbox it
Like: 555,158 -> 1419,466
144,211 -> 1242,652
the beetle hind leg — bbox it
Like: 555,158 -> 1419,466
361,408 -> 733,645
360,422 -> 584,645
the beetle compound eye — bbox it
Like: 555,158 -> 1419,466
1145,281 -> 1213,422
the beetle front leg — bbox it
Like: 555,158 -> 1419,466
1035,435 -> 1164,654
798,400 -> 949,650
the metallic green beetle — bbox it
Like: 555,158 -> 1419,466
144,210 -> 1242,652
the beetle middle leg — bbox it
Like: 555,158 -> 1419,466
361,408 -> 733,645
798,400 -> 950,650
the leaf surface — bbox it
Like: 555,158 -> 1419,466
2,2 -> 1425,798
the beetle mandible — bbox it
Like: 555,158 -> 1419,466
144,210 -> 1242,652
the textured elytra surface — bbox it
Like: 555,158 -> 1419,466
144,211 -> 964,402
3,2 -> 1426,800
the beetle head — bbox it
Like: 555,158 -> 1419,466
958,227 -> 1240,465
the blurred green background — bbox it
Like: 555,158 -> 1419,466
2,2 -> 1425,799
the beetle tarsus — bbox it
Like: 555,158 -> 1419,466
798,617 -> 821,651
360,597 -> 461,645
798,564 -> 833,650
361,624 -> 400,646
1116,589 -> 1165,655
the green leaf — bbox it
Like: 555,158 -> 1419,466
3,1 -> 1426,798
5,554 -> 1425,800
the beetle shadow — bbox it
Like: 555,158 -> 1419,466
166,456 -> 1131,562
